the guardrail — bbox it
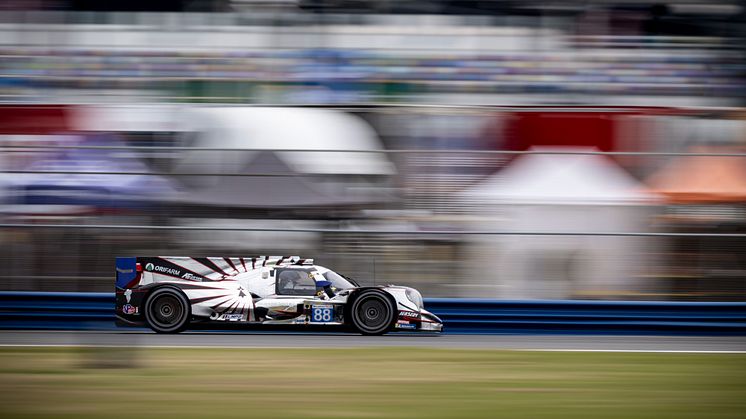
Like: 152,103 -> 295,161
1,292 -> 745,335
425,299 -> 746,335
0,292 -> 114,331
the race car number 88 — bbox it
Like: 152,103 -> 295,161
311,306 -> 333,322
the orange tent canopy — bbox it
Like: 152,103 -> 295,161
646,150 -> 746,204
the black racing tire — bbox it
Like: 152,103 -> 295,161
144,287 -> 191,334
349,289 -> 396,336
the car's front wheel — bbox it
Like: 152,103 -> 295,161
144,287 -> 190,334
349,290 -> 396,335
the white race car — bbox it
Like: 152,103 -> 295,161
115,256 -> 442,335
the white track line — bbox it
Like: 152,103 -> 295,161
0,344 -> 744,353
516,349 -> 746,354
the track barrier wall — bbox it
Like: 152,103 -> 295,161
1,292 -> 745,335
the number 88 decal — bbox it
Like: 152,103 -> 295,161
312,307 -> 332,322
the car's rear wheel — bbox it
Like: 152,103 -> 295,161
144,287 -> 190,334
350,290 -> 395,335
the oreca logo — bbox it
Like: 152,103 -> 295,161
145,263 -> 154,271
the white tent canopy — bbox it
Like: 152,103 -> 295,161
464,147 -> 657,206
461,147 -> 660,300
177,107 -> 395,176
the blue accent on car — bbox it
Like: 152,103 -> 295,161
115,257 -> 137,289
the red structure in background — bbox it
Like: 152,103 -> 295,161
503,110 -> 615,151
493,106 -> 685,152
480,106 -> 697,177
0,105 -> 73,135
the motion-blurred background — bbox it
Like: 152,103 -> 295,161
1,0 -> 745,301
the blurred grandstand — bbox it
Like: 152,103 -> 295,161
0,0 -> 745,300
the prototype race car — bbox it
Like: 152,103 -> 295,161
115,256 -> 442,335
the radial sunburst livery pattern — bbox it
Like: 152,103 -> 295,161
115,255 -> 442,335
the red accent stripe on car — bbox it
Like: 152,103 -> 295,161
224,257 -> 238,273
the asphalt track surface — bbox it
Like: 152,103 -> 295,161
1,331 -> 745,353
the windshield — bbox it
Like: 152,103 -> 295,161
322,270 -> 357,290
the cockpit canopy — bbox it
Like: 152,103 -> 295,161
274,266 -> 357,296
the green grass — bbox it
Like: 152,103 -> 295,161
0,347 -> 744,418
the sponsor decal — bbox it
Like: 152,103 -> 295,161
151,265 -> 180,276
395,322 -> 416,329
399,310 -> 421,319
181,272 -> 202,280
116,267 -> 133,274
122,304 -> 137,315
124,289 -> 132,303
212,312 -> 244,321
145,263 -> 154,271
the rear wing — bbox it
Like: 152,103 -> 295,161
115,257 -> 139,289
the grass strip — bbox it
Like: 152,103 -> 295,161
0,347 -> 744,418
